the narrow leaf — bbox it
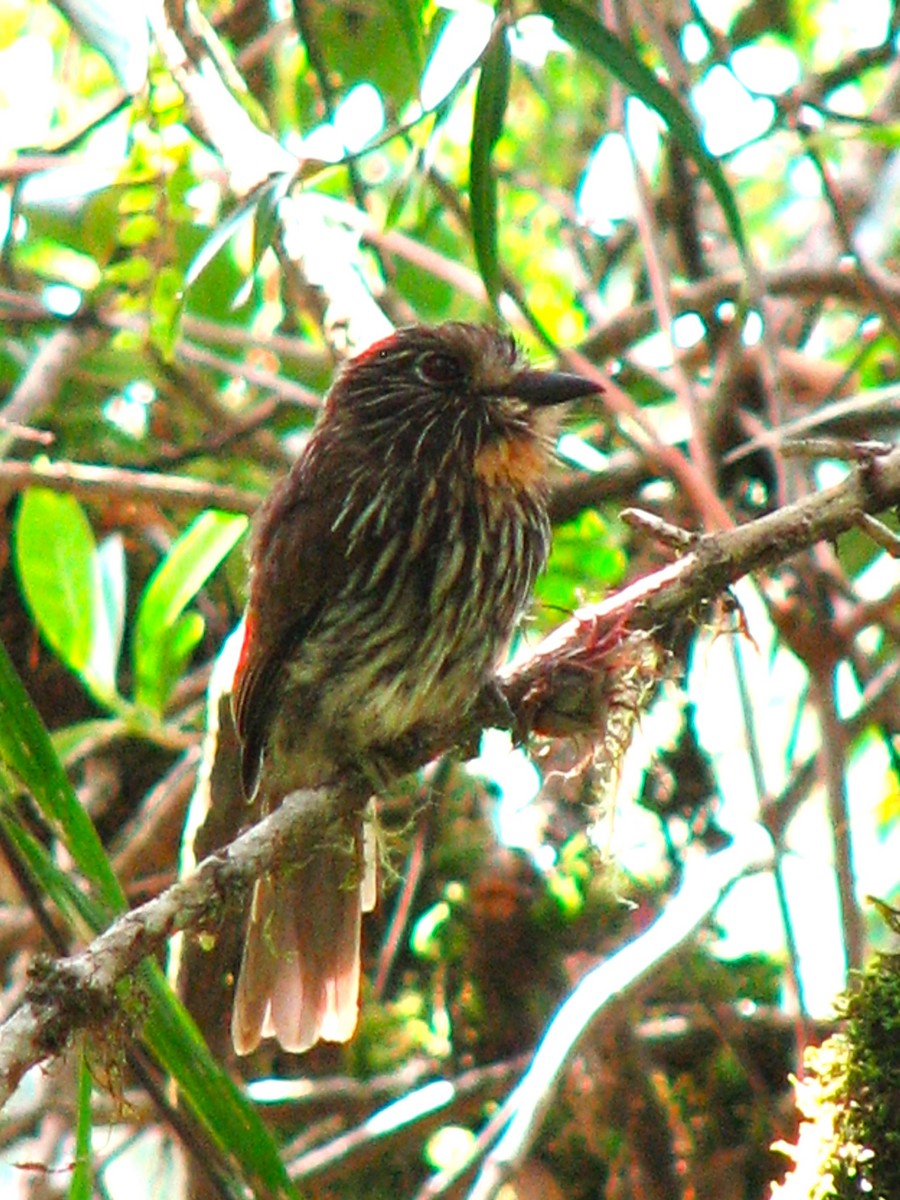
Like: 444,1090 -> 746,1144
470,21 -> 511,306
53,718 -> 130,768
184,193 -> 259,291
149,265 -> 185,361
186,172 -> 295,297
139,963 -> 299,1199
69,1052 -> 94,1200
0,637 -> 126,914
540,0 -> 748,261
0,806 -> 109,932
0,657 -> 297,1198
252,171 -> 295,281
54,0 -> 149,93
154,610 -> 207,713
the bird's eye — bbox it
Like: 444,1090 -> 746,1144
416,351 -> 463,388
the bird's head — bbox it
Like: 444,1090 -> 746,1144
324,323 -> 603,464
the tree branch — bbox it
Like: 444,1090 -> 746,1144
0,446 -> 898,1112
0,458 -> 260,515
0,329 -> 87,458
0,785 -> 355,1108
505,444 -> 900,734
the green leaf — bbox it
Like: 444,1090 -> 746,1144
104,255 -> 153,287
153,610 -> 206,713
0,647 -> 297,1199
149,265 -> 185,361
16,488 -> 95,683
535,509 -> 626,619
232,171 -> 296,310
387,0 -> 423,69
185,173 -> 295,300
69,1052 -> 94,1200
0,636 -> 126,915
118,212 -> 161,247
0,808 -> 109,932
133,510 -> 248,714
252,172 -> 295,284
14,488 -> 121,709
184,192 -> 259,291
470,21 -> 511,307
303,5 -> 420,105
138,961 -> 299,1199
540,0 -> 748,262
52,718 -> 130,768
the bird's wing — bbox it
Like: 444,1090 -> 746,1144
232,442 -> 343,798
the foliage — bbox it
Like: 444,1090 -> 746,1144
774,924 -> 900,1200
0,0 -> 899,1198
14,488 -> 246,717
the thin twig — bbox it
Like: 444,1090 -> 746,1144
581,264 -> 900,361
0,459 -> 260,515
810,670 -> 865,972
465,833 -> 773,1200
0,329 -> 86,459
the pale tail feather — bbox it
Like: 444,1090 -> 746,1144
231,815 -> 365,1055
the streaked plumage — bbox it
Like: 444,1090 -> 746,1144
231,322 -> 601,1054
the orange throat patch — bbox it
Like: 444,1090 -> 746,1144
473,435 -> 549,492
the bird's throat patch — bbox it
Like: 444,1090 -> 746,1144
473,436 -> 547,491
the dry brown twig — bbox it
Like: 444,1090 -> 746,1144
0,459 -> 260,515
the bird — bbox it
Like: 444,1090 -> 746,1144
230,321 -> 602,1055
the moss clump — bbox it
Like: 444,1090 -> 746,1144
773,942 -> 900,1199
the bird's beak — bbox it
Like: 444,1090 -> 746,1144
491,367 -> 604,407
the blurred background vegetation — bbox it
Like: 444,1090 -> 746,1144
1,0 -> 899,1197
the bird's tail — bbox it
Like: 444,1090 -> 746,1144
231,802 -> 377,1055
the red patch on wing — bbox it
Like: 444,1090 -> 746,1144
235,611 -> 256,689
232,611 -> 259,742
